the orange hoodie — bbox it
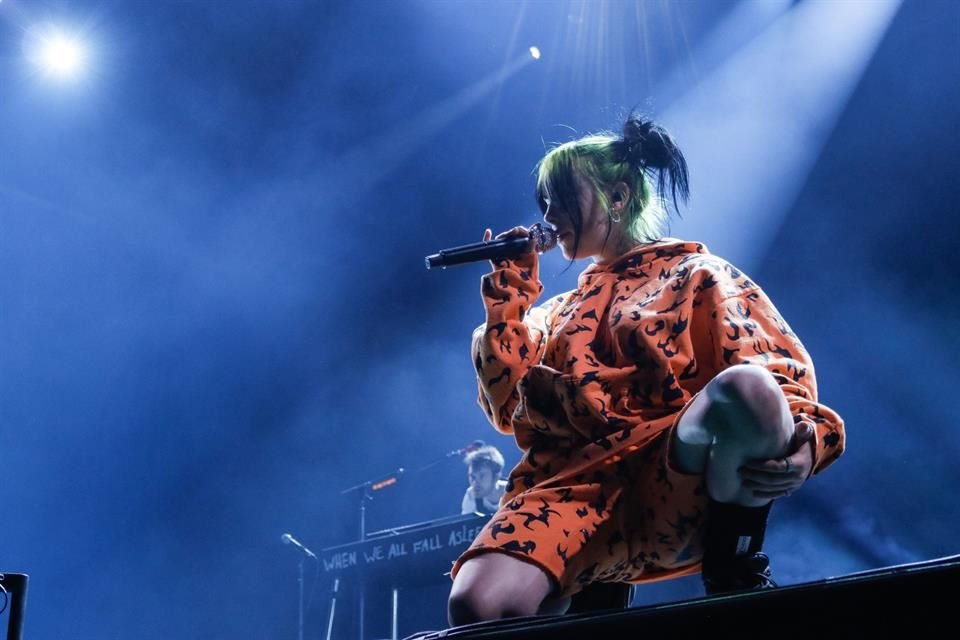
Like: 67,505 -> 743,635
456,238 -> 845,589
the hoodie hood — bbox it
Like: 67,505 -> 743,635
578,237 -> 709,286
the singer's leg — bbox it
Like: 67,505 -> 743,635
670,364 -> 793,504
669,364 -> 793,593
448,552 -> 568,625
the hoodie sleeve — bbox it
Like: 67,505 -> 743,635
471,251 -> 561,434
697,268 -> 846,475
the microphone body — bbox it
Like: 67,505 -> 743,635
425,224 -> 557,269
281,533 -> 317,558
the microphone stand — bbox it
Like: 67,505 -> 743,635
340,468 -> 404,640
298,558 -> 305,640
280,534 -> 317,640
413,448 -> 471,475
333,448 -> 478,639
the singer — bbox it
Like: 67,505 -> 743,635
447,114 -> 846,624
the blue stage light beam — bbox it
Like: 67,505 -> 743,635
663,0 -> 903,270
327,52 -> 537,187
655,0 -> 794,105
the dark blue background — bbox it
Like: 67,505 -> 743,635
1,0 -> 957,637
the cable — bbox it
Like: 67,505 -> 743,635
0,578 -> 9,616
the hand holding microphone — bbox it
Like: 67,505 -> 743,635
425,223 -> 557,269
483,225 -> 531,248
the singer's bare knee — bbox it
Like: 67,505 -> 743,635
707,365 -> 792,451
672,364 -> 793,504
448,553 -> 554,625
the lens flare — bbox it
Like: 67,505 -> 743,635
25,25 -> 89,81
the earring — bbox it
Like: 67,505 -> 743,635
609,207 -> 621,223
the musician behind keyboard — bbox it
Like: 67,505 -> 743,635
460,445 -> 508,515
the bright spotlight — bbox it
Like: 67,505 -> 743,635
529,46 -> 541,60
25,26 -> 89,81
40,34 -> 85,77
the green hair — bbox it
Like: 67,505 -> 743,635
534,115 -> 689,254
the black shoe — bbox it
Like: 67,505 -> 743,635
703,552 -> 778,595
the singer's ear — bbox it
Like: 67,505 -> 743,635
610,182 -> 630,208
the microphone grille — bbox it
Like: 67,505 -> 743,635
530,223 -> 558,252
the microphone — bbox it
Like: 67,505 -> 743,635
281,532 -> 317,559
425,223 -> 558,269
446,439 -> 485,458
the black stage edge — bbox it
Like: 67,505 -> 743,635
406,554 -> 960,639
0,573 -> 28,640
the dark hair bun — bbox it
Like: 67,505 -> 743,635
622,116 -> 670,168
620,113 -> 690,213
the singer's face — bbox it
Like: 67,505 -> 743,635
468,465 -> 496,499
542,172 -> 614,262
